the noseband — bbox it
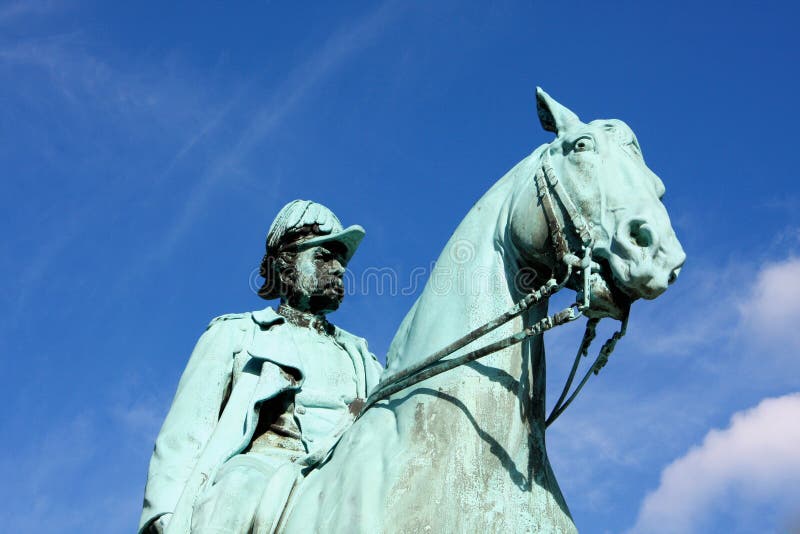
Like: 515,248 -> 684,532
359,150 -> 629,428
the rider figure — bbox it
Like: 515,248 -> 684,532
139,200 -> 383,534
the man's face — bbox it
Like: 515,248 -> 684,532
282,243 -> 347,314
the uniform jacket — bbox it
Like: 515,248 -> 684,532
139,307 -> 383,534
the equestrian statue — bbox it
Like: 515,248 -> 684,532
140,88 -> 686,533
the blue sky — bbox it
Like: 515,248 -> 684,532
1,1 -> 799,532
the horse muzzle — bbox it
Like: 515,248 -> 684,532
602,217 -> 685,300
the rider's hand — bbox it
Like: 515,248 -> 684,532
148,513 -> 172,534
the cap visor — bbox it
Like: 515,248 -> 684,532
295,224 -> 365,264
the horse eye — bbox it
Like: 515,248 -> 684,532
573,137 -> 594,152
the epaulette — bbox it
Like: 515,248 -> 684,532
207,312 -> 249,328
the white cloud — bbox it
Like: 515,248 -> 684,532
546,254 -> 800,530
628,392 -> 800,534
738,257 -> 800,348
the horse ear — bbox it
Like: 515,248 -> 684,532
536,87 -> 581,134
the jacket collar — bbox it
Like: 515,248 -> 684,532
250,306 -> 285,328
247,306 -> 340,375
247,307 -> 376,396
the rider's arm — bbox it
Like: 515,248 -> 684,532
138,317 -> 239,533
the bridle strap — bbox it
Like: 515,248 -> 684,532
536,151 -> 595,308
536,149 -> 629,426
541,151 -> 593,247
545,310 -> 628,427
535,164 -> 571,263
358,277 -> 578,418
358,151 -> 626,428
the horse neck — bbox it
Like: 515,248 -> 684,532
386,148 -> 550,418
375,149 -> 569,517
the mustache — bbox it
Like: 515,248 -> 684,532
313,275 -> 345,307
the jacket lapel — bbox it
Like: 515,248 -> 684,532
248,306 -> 381,397
334,328 -> 382,398
247,307 -> 305,378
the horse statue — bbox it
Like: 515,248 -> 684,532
277,88 -> 686,532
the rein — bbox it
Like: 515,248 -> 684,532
358,151 -> 628,427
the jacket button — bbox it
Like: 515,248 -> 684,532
295,405 -> 306,415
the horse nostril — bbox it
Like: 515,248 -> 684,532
668,267 -> 681,285
629,220 -> 654,249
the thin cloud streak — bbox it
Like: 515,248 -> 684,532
0,406 -> 158,533
143,0 -> 403,268
1,2 -> 404,316
153,84 -> 250,187
0,31 -> 240,323
623,258 -> 747,357
624,251 -> 800,365
0,0 -> 62,25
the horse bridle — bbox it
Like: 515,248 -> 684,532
358,150 -> 629,428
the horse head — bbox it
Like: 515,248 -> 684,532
513,89 -> 686,318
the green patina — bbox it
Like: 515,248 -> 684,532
141,89 -> 685,533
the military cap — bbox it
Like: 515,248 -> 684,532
258,200 -> 365,299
